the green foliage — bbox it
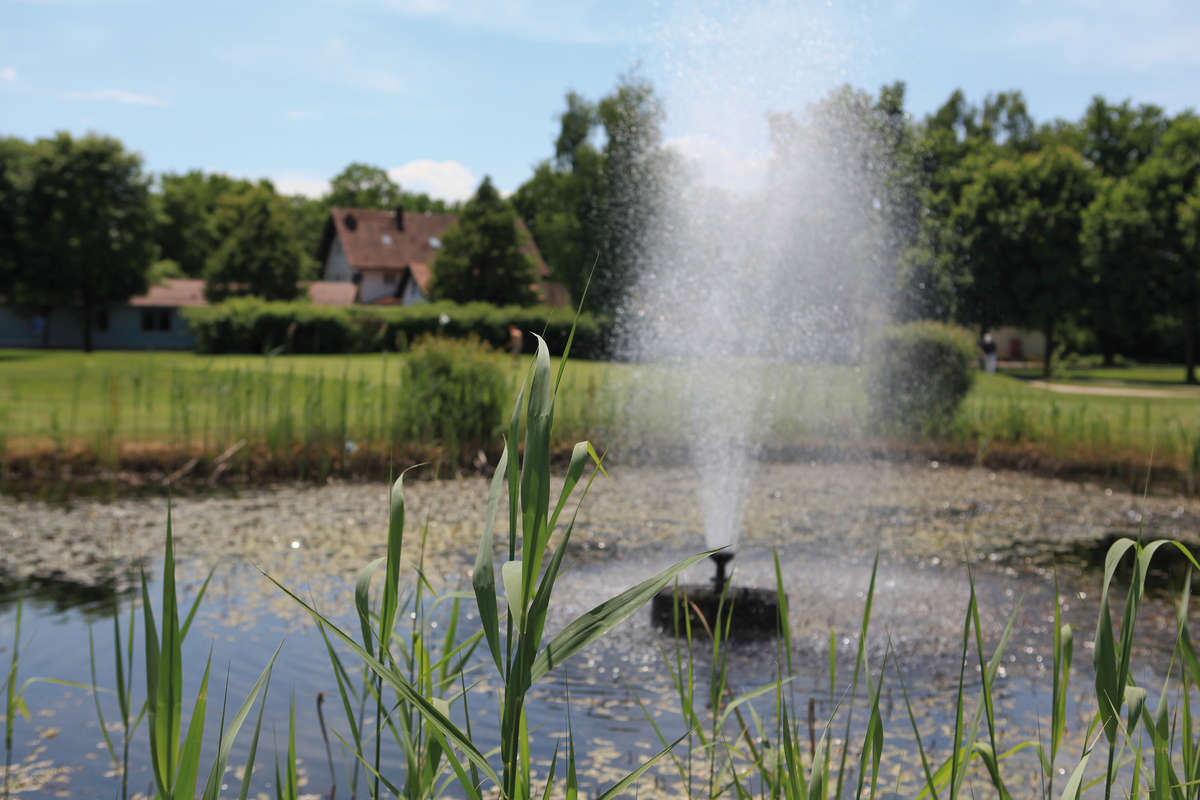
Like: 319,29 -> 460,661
431,177 -> 539,307
270,334 -> 704,799
326,162 -> 402,210
14,132 -> 157,351
203,186 -> 311,302
155,171 -> 264,277
867,321 -> 977,434
947,146 -> 1097,377
397,336 -> 508,455
183,298 -> 611,358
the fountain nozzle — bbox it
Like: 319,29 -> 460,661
710,551 -> 734,593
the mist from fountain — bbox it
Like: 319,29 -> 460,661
616,2 -> 897,552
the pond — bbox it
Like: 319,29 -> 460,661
2,461 -> 1198,798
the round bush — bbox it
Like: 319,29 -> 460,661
399,336 -> 509,453
866,321 -> 977,434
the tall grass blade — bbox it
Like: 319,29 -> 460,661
473,444 -> 509,672
530,550 -> 717,682
200,644 -> 280,800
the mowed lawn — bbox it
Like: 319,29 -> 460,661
2,349 -> 1199,472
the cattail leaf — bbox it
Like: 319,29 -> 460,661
502,560 -> 525,633
473,444 -> 508,673
530,550 -> 716,683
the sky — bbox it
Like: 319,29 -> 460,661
2,0 -> 1198,200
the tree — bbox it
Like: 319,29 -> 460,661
1079,96 -> 1167,179
1084,115 -> 1200,382
948,146 -> 1098,377
19,132 -> 156,351
0,137 -> 30,296
156,171 -> 261,276
513,93 -> 606,305
326,162 -> 402,209
430,177 -> 538,306
594,74 -> 672,314
203,186 -> 309,301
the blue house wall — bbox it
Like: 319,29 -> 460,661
0,305 -> 196,350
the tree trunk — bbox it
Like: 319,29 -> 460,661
1186,304 -> 1197,385
81,297 -> 93,353
1042,318 -> 1055,379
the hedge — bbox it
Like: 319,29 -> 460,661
866,320 -> 977,434
182,298 -> 612,359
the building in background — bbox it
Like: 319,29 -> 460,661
318,206 -> 566,307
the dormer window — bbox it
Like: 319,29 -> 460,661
429,236 -> 441,249
381,234 -> 393,245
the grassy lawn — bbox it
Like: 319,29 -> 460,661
2,349 -> 1198,482
1000,362 -> 1197,386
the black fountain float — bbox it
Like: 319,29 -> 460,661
650,549 -> 784,640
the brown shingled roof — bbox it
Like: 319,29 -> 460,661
318,206 -> 568,307
323,208 -> 456,271
127,279 -> 357,307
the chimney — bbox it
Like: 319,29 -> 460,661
394,202 -> 405,232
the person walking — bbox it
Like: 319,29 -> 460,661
980,331 -> 997,374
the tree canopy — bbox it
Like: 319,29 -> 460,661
431,177 -> 539,306
203,186 -> 310,302
15,132 -> 157,351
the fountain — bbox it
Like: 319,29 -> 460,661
616,2 -> 894,638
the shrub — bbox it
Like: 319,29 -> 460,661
866,320 -> 976,434
396,336 -> 509,456
185,299 -> 613,358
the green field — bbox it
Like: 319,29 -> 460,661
2,349 -> 1199,484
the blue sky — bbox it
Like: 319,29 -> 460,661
2,0 -> 1198,199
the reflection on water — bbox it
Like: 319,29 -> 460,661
1,539 -> 1193,799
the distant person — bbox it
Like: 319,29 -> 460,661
980,332 -> 997,374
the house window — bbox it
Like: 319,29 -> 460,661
95,309 -> 109,331
141,309 -> 172,332
383,272 -> 396,285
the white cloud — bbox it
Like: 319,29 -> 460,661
1,67 -> 15,83
270,171 -> 330,199
63,88 -> 166,107
284,109 -> 322,121
387,160 -> 477,202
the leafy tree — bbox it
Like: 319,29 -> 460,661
156,171 -> 261,276
18,132 -> 157,351
281,193 -> 330,263
203,186 -> 309,301
948,146 -> 1097,377
513,94 -> 606,305
1079,96 -> 1167,179
327,162 -> 402,209
594,74 -> 673,314
430,177 -> 538,306
1084,115 -> 1200,381
0,137 -> 30,296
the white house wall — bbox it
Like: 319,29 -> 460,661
323,238 -> 353,282
359,271 -> 399,304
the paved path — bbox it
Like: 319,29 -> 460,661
1029,379 -> 1200,399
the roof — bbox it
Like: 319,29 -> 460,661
321,208 -> 457,271
128,278 -> 358,307
319,206 -> 568,307
129,278 -> 207,307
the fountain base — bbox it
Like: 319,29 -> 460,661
650,584 -> 783,641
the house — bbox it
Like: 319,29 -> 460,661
0,279 -> 357,350
317,206 -> 568,307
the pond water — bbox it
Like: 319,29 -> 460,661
2,462 -> 1198,798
